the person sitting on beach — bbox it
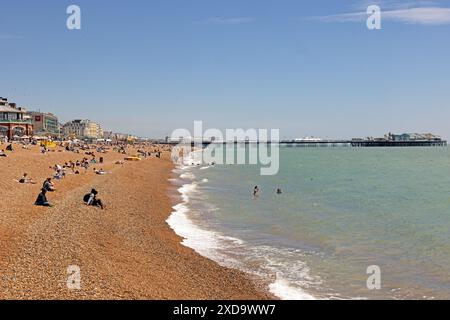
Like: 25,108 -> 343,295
84,189 -> 104,210
19,173 -> 36,184
6,144 -> 13,151
54,169 -> 65,180
43,178 -> 56,192
0,149 -> 7,157
35,188 -> 52,207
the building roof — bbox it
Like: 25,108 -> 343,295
0,105 -> 26,113
28,111 -> 58,119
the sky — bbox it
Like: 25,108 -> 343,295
1,0 -> 449,139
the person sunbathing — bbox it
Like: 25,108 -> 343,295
35,188 -> 52,207
0,150 -> 7,157
19,173 -> 36,184
94,168 -> 108,175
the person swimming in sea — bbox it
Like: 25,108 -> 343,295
276,188 -> 282,194
253,186 -> 260,197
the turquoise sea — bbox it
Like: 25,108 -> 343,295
167,146 -> 450,299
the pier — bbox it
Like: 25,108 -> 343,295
160,140 -> 447,147
279,140 -> 447,147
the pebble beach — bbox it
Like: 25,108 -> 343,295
0,143 -> 272,300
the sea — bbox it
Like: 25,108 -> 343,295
167,145 -> 450,300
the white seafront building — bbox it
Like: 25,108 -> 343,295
63,119 -> 103,139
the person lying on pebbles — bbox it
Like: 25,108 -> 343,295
94,168 -> 109,175
18,173 -> 37,184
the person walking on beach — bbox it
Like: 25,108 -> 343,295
84,189 -> 105,210
35,188 -> 52,207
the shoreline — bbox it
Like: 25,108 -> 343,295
167,163 -> 316,301
0,144 -> 273,299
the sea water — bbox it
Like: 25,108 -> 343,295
167,146 -> 450,300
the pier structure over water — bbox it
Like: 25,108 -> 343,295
160,139 -> 447,148
160,131 -> 447,148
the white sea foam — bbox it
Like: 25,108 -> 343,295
178,182 -> 197,203
167,183 -> 242,265
180,149 -> 203,166
180,172 -> 196,180
269,275 -> 316,300
168,203 -> 235,261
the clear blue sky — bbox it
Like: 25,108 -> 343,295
1,0 -> 450,139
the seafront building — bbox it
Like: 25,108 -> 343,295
63,119 -> 103,139
28,111 -> 60,137
0,97 -> 33,139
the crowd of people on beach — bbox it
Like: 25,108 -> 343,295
0,139 -> 169,211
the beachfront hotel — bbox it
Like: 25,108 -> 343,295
0,97 -> 33,139
62,119 -> 103,139
28,111 -> 60,137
